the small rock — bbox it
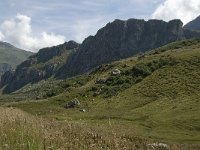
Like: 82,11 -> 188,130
80,109 -> 86,112
147,143 -> 169,149
112,69 -> 121,76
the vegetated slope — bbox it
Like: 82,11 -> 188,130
184,15 -> 200,31
0,41 -> 79,93
7,39 -> 200,145
0,41 -> 33,77
56,19 -> 200,78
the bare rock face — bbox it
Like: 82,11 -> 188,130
0,63 -> 13,88
0,70 -> 14,88
0,63 -> 12,79
57,19 -> 199,78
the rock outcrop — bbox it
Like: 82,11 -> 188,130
57,19 -> 200,78
0,70 -> 14,88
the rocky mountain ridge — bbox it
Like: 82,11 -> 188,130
56,19 -> 200,78
2,18 -> 200,93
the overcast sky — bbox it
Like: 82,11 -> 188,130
0,0 -> 200,52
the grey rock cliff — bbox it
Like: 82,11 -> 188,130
0,63 -> 12,81
57,19 -> 194,78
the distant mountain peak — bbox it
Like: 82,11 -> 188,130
184,15 -> 200,31
0,41 -> 16,49
0,41 -> 33,80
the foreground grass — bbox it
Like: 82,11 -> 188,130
0,107 -> 154,150
1,107 -> 200,150
0,107 -> 43,149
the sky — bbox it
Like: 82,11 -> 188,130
0,0 -> 200,52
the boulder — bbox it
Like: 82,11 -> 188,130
65,98 -> 80,108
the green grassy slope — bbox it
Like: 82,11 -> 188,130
2,39 -> 200,145
0,42 -> 33,67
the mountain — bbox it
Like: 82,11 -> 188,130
0,41 -> 79,93
56,19 -> 200,78
2,18 -> 200,93
0,42 -> 33,78
184,15 -> 200,30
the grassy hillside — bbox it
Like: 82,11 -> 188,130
0,39 -> 200,149
0,42 -> 33,67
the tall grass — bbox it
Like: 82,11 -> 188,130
0,107 -> 199,150
0,107 -> 44,150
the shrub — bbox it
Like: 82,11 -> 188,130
132,63 -> 152,77
46,90 -> 56,97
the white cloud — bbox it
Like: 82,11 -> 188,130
0,31 -> 4,40
71,17 -> 106,42
0,14 -> 65,52
152,0 -> 200,24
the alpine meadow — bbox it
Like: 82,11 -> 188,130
0,0 -> 200,150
